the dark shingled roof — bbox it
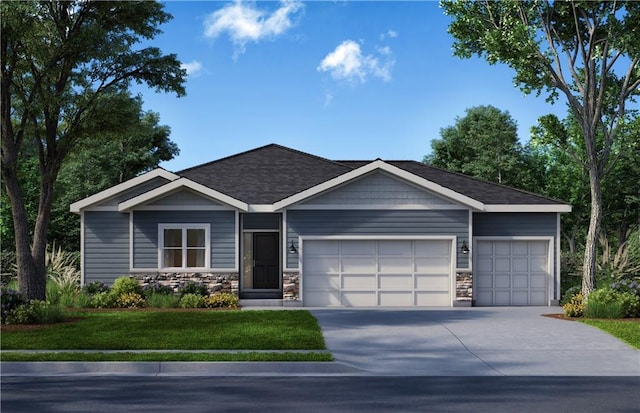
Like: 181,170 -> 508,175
177,144 -> 567,206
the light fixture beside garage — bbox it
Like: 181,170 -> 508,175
289,241 -> 298,254
461,240 -> 469,254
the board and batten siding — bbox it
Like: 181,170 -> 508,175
132,210 -> 236,269
286,209 -> 469,269
84,211 -> 130,284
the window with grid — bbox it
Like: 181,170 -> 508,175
159,224 -> 209,269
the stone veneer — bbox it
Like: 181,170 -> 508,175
283,272 -> 300,301
456,272 -> 473,302
132,272 -> 239,296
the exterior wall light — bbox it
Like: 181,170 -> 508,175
289,241 -> 298,254
461,240 -> 470,255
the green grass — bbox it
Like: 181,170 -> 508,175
1,310 -> 326,350
0,352 -> 333,362
580,319 -> 640,349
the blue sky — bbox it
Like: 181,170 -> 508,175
132,1 -> 567,171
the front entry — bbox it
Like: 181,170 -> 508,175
241,231 -> 281,299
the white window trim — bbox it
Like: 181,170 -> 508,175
158,224 -> 211,270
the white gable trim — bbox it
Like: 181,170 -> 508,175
273,160 -> 486,211
118,178 -> 249,212
70,169 -> 179,213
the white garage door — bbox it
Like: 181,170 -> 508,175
475,240 -> 550,306
302,239 -> 452,307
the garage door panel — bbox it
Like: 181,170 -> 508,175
530,274 -> 547,288
341,257 -> 376,272
495,274 -> 511,288
512,274 -> 529,288
530,257 -> 547,271
342,291 -> 376,306
306,241 -> 339,255
477,258 -> 493,272
529,241 -> 547,255
415,240 -> 450,256
415,257 -> 450,273
305,291 -> 341,307
512,291 -> 529,305
512,242 -> 529,255
305,274 -> 339,290
342,274 -> 376,290
378,274 -> 412,290
513,258 -> 529,272
341,241 -> 375,255
416,291 -> 450,306
530,290 -> 547,305
378,241 -> 412,256
415,274 -> 449,290
477,274 -> 493,288
494,291 -> 511,305
495,258 -> 511,272
379,291 -> 413,306
494,242 -> 511,255
305,257 -> 340,273
379,257 -> 412,273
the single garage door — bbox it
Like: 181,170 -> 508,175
302,239 -> 452,307
475,240 -> 550,306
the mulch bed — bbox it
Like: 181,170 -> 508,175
541,313 -> 640,322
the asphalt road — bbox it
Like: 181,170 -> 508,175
2,376 -> 639,413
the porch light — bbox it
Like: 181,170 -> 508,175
461,240 -> 469,255
289,241 -> 298,254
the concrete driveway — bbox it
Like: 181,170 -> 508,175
310,307 -> 640,376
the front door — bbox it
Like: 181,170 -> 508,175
241,231 -> 281,298
252,232 -> 279,289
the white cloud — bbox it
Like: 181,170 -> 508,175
181,60 -> 204,77
317,40 -> 394,83
204,0 -> 304,58
379,29 -> 398,40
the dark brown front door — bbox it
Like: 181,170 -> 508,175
252,232 -> 279,289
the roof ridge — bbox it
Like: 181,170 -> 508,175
399,160 -> 568,205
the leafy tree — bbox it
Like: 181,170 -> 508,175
424,105 -> 543,192
1,1 -> 186,300
442,0 -> 640,296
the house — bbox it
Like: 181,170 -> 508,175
70,144 -> 571,307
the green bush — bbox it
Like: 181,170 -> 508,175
562,293 -> 584,317
561,285 -> 582,306
111,276 -> 143,297
178,281 -> 209,297
116,292 -> 146,309
72,291 -> 93,308
204,293 -> 239,309
1,287 -> 25,323
584,288 -> 629,319
82,281 -> 110,296
90,291 -> 117,308
5,300 -> 66,325
146,293 -> 180,308
179,293 -> 205,308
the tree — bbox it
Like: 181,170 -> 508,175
442,0 -> 640,296
424,105 -> 543,191
1,1 -> 186,300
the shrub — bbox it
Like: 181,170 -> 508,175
90,291 -> 117,308
82,281 -> 110,296
73,291 -> 93,308
116,292 -> 146,309
179,293 -> 205,308
146,293 -> 180,309
111,276 -> 143,297
178,281 -> 209,297
609,278 -> 640,298
204,293 -> 239,309
561,285 -> 582,306
1,288 -> 25,323
584,288 -> 628,319
141,281 -> 174,298
5,300 -> 66,325
562,293 -> 584,318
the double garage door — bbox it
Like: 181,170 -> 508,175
475,240 -> 551,306
302,239 -> 452,307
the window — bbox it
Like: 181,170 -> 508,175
159,224 -> 210,269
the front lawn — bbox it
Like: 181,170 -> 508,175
579,319 -> 640,349
0,310 -> 326,351
0,351 -> 333,362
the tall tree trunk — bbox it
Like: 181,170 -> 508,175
1,166 -> 46,301
582,165 -> 602,298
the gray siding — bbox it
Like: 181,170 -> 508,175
146,189 -> 222,207
300,172 -> 456,208
287,209 -> 469,268
133,210 -> 236,269
473,213 -> 557,237
84,211 -> 130,284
